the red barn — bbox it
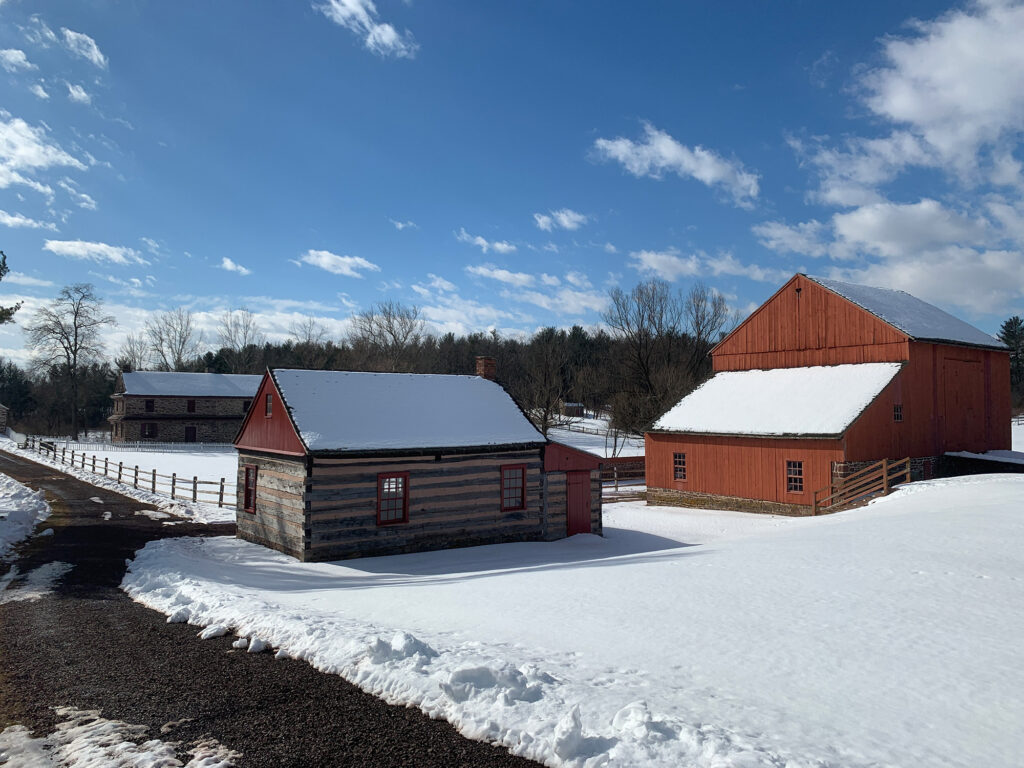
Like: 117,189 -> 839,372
646,274 -> 1011,513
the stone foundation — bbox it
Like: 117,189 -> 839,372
646,487 -> 815,517
832,456 -> 940,483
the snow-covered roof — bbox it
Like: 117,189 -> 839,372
271,369 -> 545,453
807,276 -> 1004,349
652,363 -> 902,437
121,372 -> 263,398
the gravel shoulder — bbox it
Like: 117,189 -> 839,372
0,450 -> 539,767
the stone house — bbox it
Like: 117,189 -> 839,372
109,371 -> 263,443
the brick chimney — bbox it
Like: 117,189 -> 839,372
475,356 -> 497,381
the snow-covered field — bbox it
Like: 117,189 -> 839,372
122,475 -> 1024,767
0,472 -> 51,558
1013,420 -> 1023,450
0,437 -> 236,524
547,427 -> 644,458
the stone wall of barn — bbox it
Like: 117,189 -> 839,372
235,451 -> 308,557
110,395 -> 252,443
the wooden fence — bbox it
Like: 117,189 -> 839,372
812,457 -> 910,515
26,436 -> 237,509
39,439 -> 235,454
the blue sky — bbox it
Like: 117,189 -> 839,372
1,0 -> 1023,362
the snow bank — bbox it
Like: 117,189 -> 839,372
122,476 -> 1024,767
0,562 -> 73,604
0,437 -> 234,524
0,707 -> 239,767
0,472 -> 51,557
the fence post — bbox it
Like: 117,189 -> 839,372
134,465 -> 139,489
62,447 -> 66,463
70,449 -> 74,467
218,478 -> 225,508
104,457 -> 108,477
152,469 -> 157,493
192,476 -> 197,503
91,455 -> 96,473
118,461 -> 123,483
171,473 -> 176,500
882,458 -> 889,495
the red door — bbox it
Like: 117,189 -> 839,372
566,471 -> 591,536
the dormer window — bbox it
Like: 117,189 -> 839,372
265,393 -> 273,417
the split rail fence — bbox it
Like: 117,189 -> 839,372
25,436 -> 237,509
812,457 -> 910,515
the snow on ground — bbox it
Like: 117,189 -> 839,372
0,562 -> 73,604
547,427 -> 644,458
122,475 -> 1024,768
1013,420 -> 1023,451
0,707 -> 239,767
0,437 -> 235,524
0,473 -> 51,558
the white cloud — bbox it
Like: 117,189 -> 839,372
603,242 -> 618,254
540,273 -> 561,287
466,264 -> 534,288
220,257 -> 252,276
0,209 -> 57,230
594,122 -> 760,208
65,83 -> 91,105
564,271 -> 592,289
752,219 -> 828,258
0,49 -> 36,72
315,0 -> 418,59
0,115 -> 84,196
5,271 -> 54,287
299,248 -> 381,277
533,208 -> 588,232
628,248 -> 701,281
455,227 -> 516,254
505,287 -> 608,316
60,28 -> 108,69
390,218 -> 417,230
23,17 -> 58,47
58,178 -> 97,210
702,252 -> 789,284
831,199 -> 989,259
425,273 -> 455,292
140,237 -> 162,255
29,83 -> 49,100
43,239 -> 147,265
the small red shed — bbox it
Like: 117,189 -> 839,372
647,274 -> 1011,513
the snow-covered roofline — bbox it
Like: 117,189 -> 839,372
120,371 -> 263,398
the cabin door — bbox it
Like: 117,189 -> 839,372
566,471 -> 591,536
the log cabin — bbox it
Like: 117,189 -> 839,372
109,371 -> 263,443
234,362 -> 602,561
646,273 -> 1011,514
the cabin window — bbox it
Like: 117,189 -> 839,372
265,393 -> 273,417
145,399 -> 155,412
377,472 -> 409,525
786,460 -> 804,493
893,403 -> 903,423
501,465 -> 526,511
142,423 -> 158,439
673,452 -> 687,481
243,465 -> 258,514
187,399 -> 196,413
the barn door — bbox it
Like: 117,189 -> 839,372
185,426 -> 197,443
566,471 -> 591,536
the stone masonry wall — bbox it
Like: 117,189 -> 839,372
647,487 -> 815,517
110,395 -> 251,443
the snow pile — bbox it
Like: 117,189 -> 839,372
272,369 -> 544,452
0,562 -> 73,604
0,472 -> 51,557
0,437 -> 234,524
122,475 -> 1024,767
653,362 -> 902,436
0,707 -> 239,767
808,275 -> 1003,348
1013,420 -> 1023,451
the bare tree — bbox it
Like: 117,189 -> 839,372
218,308 -> 266,373
350,300 -> 427,372
116,332 -> 150,372
24,283 -> 115,438
516,329 -> 570,437
288,316 -> 329,347
684,282 -> 729,376
603,279 -> 685,396
0,251 -> 22,325
146,307 -> 204,371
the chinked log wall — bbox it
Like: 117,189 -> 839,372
235,453 -> 308,556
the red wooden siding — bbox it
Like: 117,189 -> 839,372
646,432 -> 843,505
544,442 -> 603,472
234,373 -> 306,456
713,275 -> 910,372
566,471 -> 592,534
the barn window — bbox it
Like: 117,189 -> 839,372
243,465 -> 258,514
893,403 -> 903,423
145,399 -> 155,412
786,460 -> 804,493
142,423 -> 158,439
187,399 -> 196,413
501,465 -> 526,511
377,473 -> 409,525
673,452 -> 687,481
265,393 -> 273,417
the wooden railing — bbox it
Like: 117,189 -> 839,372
26,436 -> 236,509
812,457 -> 910,515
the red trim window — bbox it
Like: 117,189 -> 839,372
265,393 -> 273,417
243,465 -> 258,514
501,464 -> 526,511
377,472 -> 409,525
673,452 -> 687,481
786,460 -> 804,493
893,403 -> 904,423
187,399 -> 196,413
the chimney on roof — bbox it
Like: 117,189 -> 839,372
475,356 -> 497,381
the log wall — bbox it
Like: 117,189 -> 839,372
235,451 -> 308,557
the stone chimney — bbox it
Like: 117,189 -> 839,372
475,356 -> 497,381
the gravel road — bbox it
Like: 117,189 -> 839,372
0,450 -> 540,767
